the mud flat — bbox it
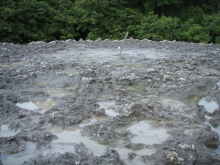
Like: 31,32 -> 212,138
0,39 -> 220,165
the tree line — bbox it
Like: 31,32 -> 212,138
0,0 -> 219,44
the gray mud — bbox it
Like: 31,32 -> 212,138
0,39 -> 220,165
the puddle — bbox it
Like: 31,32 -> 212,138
161,98 -> 187,112
97,101 -> 119,117
44,88 -> 77,97
58,69 -> 81,76
128,121 -> 169,145
33,99 -> 55,110
127,84 -> 147,93
16,100 -> 55,113
79,116 -> 108,128
0,142 -> 38,165
199,98 -> 219,114
21,61 -> 29,66
0,125 -> 19,137
200,97 -> 220,154
114,63 -> 140,70
204,121 -> 220,154
42,143 -> 76,156
200,68 -> 220,76
188,94 -> 203,103
16,101 -> 40,111
35,81 -> 48,86
53,127 -> 156,164
114,146 -> 155,165
53,129 -> 107,156
2,65 -> 14,69
216,146 -> 220,154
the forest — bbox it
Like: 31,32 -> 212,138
0,0 -> 220,44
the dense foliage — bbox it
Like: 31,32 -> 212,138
0,0 -> 219,44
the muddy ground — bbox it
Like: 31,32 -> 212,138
0,39 -> 220,165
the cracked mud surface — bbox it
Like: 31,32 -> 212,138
0,39 -> 220,165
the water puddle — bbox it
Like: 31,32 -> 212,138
53,129 -> 107,156
16,101 -> 39,111
216,146 -> 220,154
2,65 -> 14,69
79,116 -> 108,128
52,127 -> 156,164
199,97 -> 220,154
33,99 -> 55,110
35,81 -> 48,86
44,88 -> 77,97
127,84 -> 147,93
97,101 -> 119,117
200,68 -> 220,76
0,142 -> 38,165
58,69 -> 82,76
199,98 -> 219,114
0,125 -> 19,137
128,121 -> 169,145
204,121 -> 220,154
114,63 -> 140,70
16,100 -> 55,113
42,143 -> 76,156
114,146 -> 155,165
160,98 -> 187,112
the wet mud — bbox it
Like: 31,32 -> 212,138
0,39 -> 220,165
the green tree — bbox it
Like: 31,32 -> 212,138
203,12 -> 220,44
181,19 -> 211,43
135,12 -> 181,41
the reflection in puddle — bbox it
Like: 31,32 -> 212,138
16,100 -> 55,113
0,142 -> 38,165
115,63 -> 140,70
60,69 -> 82,76
199,98 -> 219,114
35,81 -> 48,86
204,121 -> 220,154
44,88 -> 76,97
127,84 -> 147,93
97,101 -> 119,117
216,146 -> 220,154
0,125 -> 19,137
200,68 -> 220,76
33,99 -> 55,110
128,121 -> 169,145
16,101 -> 39,111
42,143 -> 76,156
79,116 -> 108,128
114,146 -> 155,165
53,129 -> 107,156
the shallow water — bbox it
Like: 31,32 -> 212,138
33,99 -> 55,110
204,121 -> 220,154
97,101 -> 119,117
42,143 -> 76,156
16,100 -> 55,113
59,69 -> 81,76
44,88 -> 76,97
0,142 -> 38,165
128,121 -> 169,145
16,101 -> 39,111
114,146 -> 155,165
216,146 -> 220,154
53,129 -> 107,156
127,84 -> 147,93
0,125 -> 19,137
199,98 -> 219,113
